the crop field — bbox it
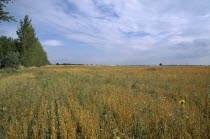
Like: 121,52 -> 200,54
0,66 -> 209,138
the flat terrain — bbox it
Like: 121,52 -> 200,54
0,66 -> 210,138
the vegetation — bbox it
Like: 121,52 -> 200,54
0,0 -> 16,22
0,36 -> 20,68
0,51 -> 20,69
16,15 -> 50,67
0,65 -> 209,138
0,15 -> 50,68
0,36 -> 18,60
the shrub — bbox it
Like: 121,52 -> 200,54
0,52 -> 20,69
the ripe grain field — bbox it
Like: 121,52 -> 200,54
0,66 -> 210,138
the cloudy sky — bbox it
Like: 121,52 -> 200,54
1,0 -> 210,65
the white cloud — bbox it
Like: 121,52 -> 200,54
42,40 -> 63,47
0,0 -> 210,64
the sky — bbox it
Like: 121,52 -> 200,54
0,0 -> 210,65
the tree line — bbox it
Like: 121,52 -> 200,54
0,0 -> 50,68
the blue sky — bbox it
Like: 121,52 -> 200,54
0,0 -> 210,65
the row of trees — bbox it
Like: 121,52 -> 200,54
0,16 -> 50,68
0,1 -> 50,68
16,16 -> 50,67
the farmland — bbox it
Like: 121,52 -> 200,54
0,66 -> 210,138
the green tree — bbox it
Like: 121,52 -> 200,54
0,36 -> 18,60
16,15 -> 50,67
0,0 -> 16,22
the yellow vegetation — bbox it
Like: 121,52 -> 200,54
0,66 -> 209,138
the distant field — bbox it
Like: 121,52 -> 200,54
0,66 -> 209,138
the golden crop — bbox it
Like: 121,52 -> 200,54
0,66 -> 209,138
